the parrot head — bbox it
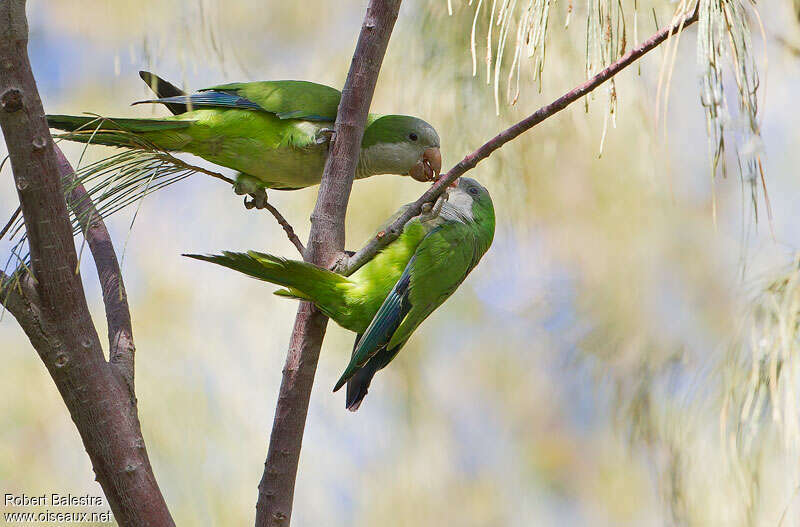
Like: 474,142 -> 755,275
361,115 -> 441,182
441,177 -> 495,236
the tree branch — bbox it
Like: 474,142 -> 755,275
254,1 -> 402,526
0,2 -> 173,525
262,201 -> 305,256
0,205 -> 20,239
172,163 -> 305,255
149,158 -> 306,254
0,268 -> 43,340
56,147 -> 136,391
338,4 -> 700,276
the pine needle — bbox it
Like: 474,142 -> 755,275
1,123 -> 235,281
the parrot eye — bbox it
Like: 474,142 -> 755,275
409,132 -> 418,141
468,186 -> 480,196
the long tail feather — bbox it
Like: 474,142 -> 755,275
46,115 -> 191,148
345,334 -> 371,411
345,365 -> 376,411
184,251 -> 352,316
344,346 -> 398,411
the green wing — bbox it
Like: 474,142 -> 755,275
333,221 -> 480,392
134,80 -> 342,121
386,222 -> 479,349
333,264 -> 414,391
200,80 -> 341,121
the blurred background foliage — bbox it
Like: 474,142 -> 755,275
1,0 -> 800,525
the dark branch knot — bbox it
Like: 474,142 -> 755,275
32,136 -> 47,151
1,88 -> 22,113
329,252 -> 350,273
54,353 -> 69,368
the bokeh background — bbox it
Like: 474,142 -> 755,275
2,1 -> 800,525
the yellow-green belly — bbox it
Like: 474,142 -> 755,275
155,109 -> 331,189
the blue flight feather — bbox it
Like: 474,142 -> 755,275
132,91 -> 262,111
333,261 -> 414,392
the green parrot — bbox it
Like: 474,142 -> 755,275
46,71 -> 442,208
186,177 -> 495,410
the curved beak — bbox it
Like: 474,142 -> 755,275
409,147 -> 442,182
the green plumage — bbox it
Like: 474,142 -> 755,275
47,72 -> 441,191
187,177 -> 495,410
202,80 -> 341,121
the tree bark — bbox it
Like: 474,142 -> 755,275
59,149 -> 136,392
254,1 -> 402,526
0,2 -> 173,525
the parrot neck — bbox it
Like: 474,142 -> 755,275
355,152 -> 372,179
357,142 -> 419,178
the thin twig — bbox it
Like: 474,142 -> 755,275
176,161 -> 305,255
9,142 -> 306,260
0,206 -> 20,240
75,146 -> 311,256
339,4 -> 700,276
56,146 -> 136,391
262,201 -> 305,256
157,153 -> 235,185
0,268 -> 23,311
125,155 -> 307,254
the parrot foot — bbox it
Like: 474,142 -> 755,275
233,173 -> 264,195
315,128 -> 335,146
419,194 -> 447,222
234,173 -> 269,209
243,191 -> 268,210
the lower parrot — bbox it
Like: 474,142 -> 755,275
46,71 -> 442,208
186,177 -> 495,410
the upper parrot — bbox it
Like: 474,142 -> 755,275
46,71 -> 442,208
186,177 -> 495,410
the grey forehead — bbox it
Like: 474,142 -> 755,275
417,120 -> 440,145
460,177 -> 485,190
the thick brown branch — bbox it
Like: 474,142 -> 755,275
339,5 -> 700,276
0,2 -> 173,525
254,1 -> 402,526
56,147 -> 136,391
